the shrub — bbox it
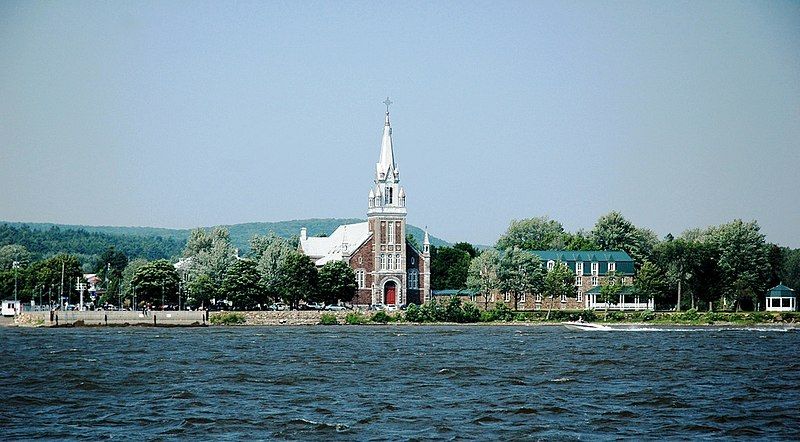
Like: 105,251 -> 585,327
405,303 -> 422,322
444,297 -> 464,323
604,311 -> 626,322
344,312 -> 368,325
371,311 -> 391,323
631,310 -> 655,322
319,313 -> 338,325
210,312 -> 246,325
679,308 -> 700,321
461,302 -> 481,323
482,303 -> 515,322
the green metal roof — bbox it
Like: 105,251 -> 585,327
766,283 -> 795,298
585,285 -> 635,295
432,289 -> 478,296
528,250 -> 634,262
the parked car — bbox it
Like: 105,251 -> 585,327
303,302 -> 326,310
386,304 -> 398,312
325,304 -> 346,311
370,303 -> 386,311
268,303 -> 288,311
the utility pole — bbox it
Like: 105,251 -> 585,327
12,261 -> 20,302
60,260 -> 65,307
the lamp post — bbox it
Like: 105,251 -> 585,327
12,261 -> 20,302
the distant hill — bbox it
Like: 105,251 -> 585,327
1,218 -> 451,258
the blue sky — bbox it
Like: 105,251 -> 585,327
1,1 -> 798,247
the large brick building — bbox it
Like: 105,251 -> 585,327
452,250 -> 652,311
299,103 -> 431,307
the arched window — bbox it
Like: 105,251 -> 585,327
380,254 -> 386,270
388,222 -> 395,244
408,269 -> 419,289
395,254 -> 401,269
356,270 -> 366,289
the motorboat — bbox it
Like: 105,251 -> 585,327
561,321 -> 612,331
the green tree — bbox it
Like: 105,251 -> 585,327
0,244 -> 33,270
188,274 -> 216,309
430,245 -> 472,290
453,242 -> 478,258
221,259 -> 264,309
277,251 -> 318,310
633,261 -> 667,307
182,227 -> 237,296
599,271 -> 623,314
562,229 -> 600,251
497,248 -> 544,310
30,254 -> 83,305
250,233 -> 295,302
542,261 -> 574,319
131,259 -> 180,306
467,248 -> 500,310
592,211 -> 659,265
780,247 -> 800,293
706,219 -> 770,310
497,216 -> 565,251
317,260 -> 357,306
121,258 -> 148,305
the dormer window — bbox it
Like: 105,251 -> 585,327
608,262 -> 616,272
591,262 -> 599,275
547,260 -> 555,271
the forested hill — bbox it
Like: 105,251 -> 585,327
1,219 -> 450,262
0,224 -> 185,263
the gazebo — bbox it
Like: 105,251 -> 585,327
765,283 -> 796,312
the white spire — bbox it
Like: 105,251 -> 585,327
423,228 -> 430,245
376,97 -> 396,180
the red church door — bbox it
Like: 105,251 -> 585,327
384,282 -> 396,305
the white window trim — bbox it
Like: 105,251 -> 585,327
608,262 -> 616,272
576,262 -> 584,275
591,276 -> 599,287
591,262 -> 599,275
547,260 -> 555,271
575,276 -> 582,286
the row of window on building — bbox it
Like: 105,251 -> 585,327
379,253 -> 403,270
546,260 -> 615,274
501,292 -> 584,303
354,268 -> 419,290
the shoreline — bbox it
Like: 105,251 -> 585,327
4,309 -> 797,328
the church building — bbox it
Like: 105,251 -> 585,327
299,101 -> 431,307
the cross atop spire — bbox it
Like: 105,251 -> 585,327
383,97 -> 393,114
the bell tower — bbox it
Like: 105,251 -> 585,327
367,98 -> 407,306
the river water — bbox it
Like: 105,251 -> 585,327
2,325 -> 799,440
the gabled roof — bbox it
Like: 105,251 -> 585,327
299,222 -> 371,266
528,250 -> 634,262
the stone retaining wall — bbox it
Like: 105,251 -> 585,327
16,310 -> 207,327
212,310 -> 353,325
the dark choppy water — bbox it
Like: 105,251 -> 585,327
2,325 -> 799,440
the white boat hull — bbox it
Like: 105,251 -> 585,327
561,322 -> 611,331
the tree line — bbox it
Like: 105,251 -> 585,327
431,212 -> 799,312
2,212 -> 799,312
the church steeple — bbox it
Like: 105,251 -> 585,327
368,97 -> 406,215
376,97 -> 397,181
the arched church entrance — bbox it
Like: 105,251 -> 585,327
384,281 -> 397,305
